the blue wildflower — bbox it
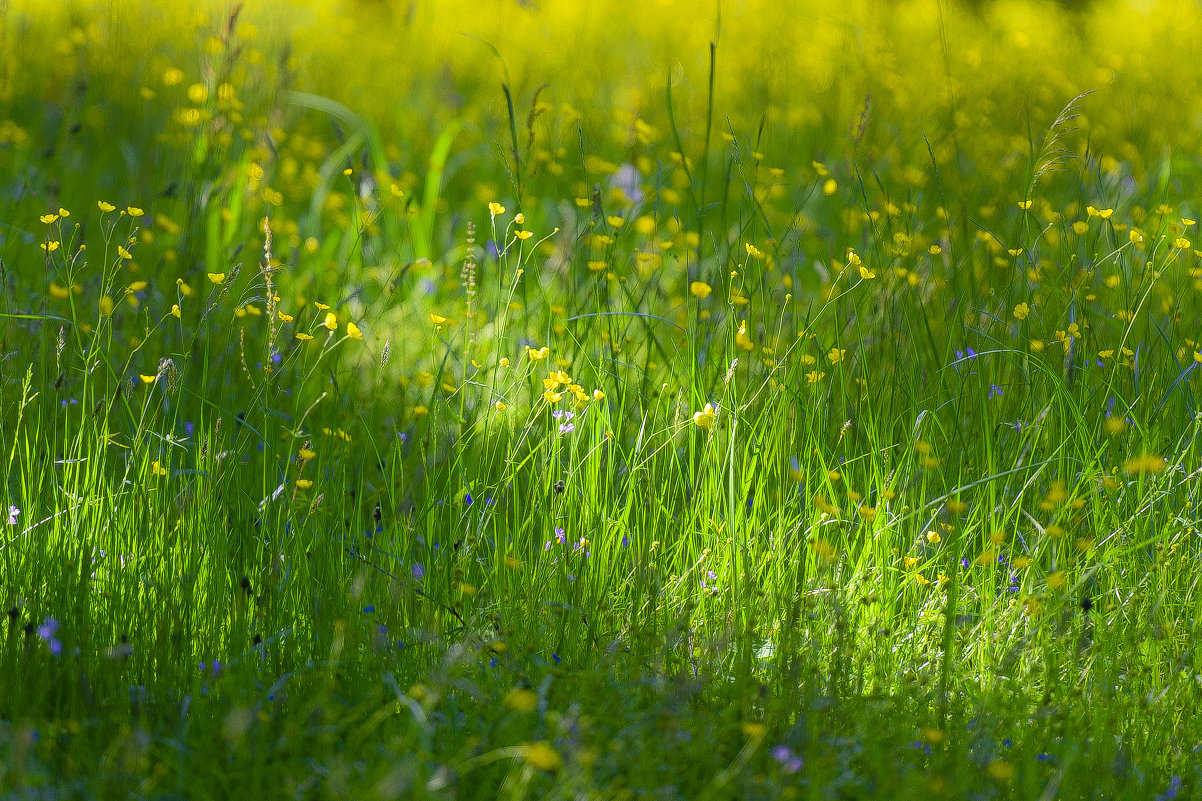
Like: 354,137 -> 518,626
770,744 -> 804,774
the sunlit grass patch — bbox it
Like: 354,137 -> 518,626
1,0 -> 1201,797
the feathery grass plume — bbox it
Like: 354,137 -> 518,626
1029,91 -> 1093,191
461,222 -> 477,322
262,216 -> 277,363
238,326 -> 254,387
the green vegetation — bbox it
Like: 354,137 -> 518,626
2,0 -> 1200,797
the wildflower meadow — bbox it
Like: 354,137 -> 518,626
2,0 -> 1201,797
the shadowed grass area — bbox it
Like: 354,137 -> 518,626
1,0 -> 1201,797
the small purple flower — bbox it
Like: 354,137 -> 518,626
363,605 -> 375,613
770,744 -> 804,774
559,422 -> 575,434
988,383 -> 1003,398
6,506 -> 18,526
1155,776 -> 1182,801
37,618 -> 62,657
555,527 -> 566,545
463,493 -> 473,506
36,617 -> 59,641
411,562 -> 426,580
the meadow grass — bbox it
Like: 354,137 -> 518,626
1,0 -> 1201,797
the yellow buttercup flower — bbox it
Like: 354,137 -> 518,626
207,272 -> 225,284
522,741 -> 561,772
346,321 -> 363,340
